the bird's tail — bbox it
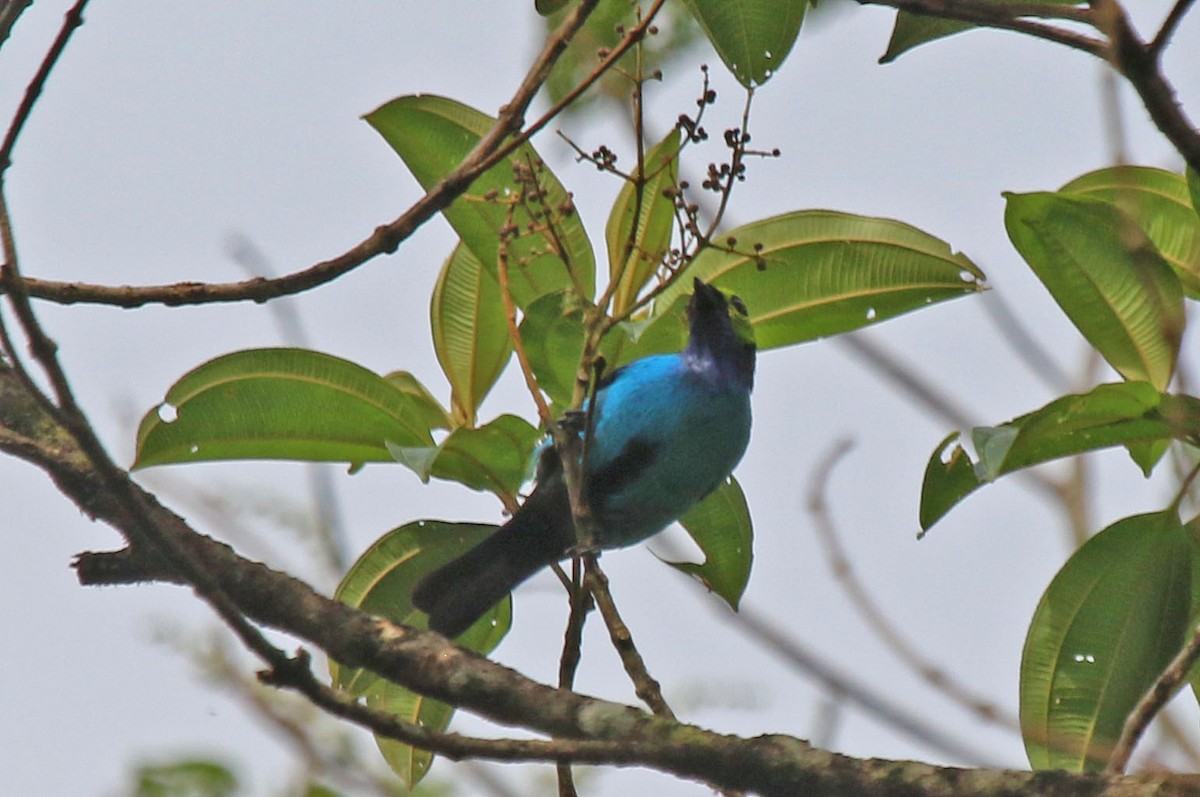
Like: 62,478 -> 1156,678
412,508 -> 572,638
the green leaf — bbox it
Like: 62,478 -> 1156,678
681,0 -> 805,87
389,414 -> 540,502
919,383 -> 1200,531
331,520 -> 511,788
519,291 -> 630,407
366,95 -> 595,307
655,210 -> 985,349
1005,191 -> 1185,390
133,759 -> 238,797
881,1 -> 1081,63
134,348 -> 434,468
383,370 -> 453,430
431,243 -> 513,426
606,128 -> 681,316
1188,165 -> 1200,217
1021,511 -> 1192,772
1061,166 -> 1200,298
669,476 -> 753,609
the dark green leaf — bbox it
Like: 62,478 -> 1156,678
366,95 -> 595,307
431,243 -> 513,426
1021,511 -> 1192,771
607,128 -> 681,316
389,414 -> 540,502
682,0 -> 805,86
134,348 -> 433,468
331,520 -> 511,788
1188,165 -> 1200,217
881,1 -> 1081,63
920,383 -> 1200,531
1005,192 -> 1184,390
655,210 -> 985,349
1061,166 -> 1200,298
669,476 -> 754,609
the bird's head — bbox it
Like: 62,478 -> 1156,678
686,277 -> 756,388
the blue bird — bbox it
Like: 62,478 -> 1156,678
413,278 -> 756,637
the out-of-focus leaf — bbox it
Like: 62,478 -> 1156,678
1061,166 -> 1200,297
670,476 -> 753,609
919,383 -> 1200,531
1005,192 -> 1184,390
389,414 -> 540,502
431,243 -> 513,426
366,95 -> 594,307
655,210 -> 985,349
134,348 -> 433,468
132,759 -> 237,797
682,0 -> 805,87
1021,511 -> 1192,771
607,128 -> 681,316
542,2 -> 701,113
331,520 -> 510,788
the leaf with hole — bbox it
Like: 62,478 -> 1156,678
655,210 -> 985,349
1021,511 -> 1192,772
920,382 -> 1200,531
682,0 -> 805,87
134,348 -> 434,468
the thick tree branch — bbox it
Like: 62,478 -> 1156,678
2,362 -> 1199,796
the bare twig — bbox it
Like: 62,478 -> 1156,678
0,0 -> 90,173
584,555 -> 677,719
1148,0 -> 1197,58
808,439 -> 1020,732
1107,620 -> 1200,773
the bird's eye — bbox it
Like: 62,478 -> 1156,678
730,295 -> 748,316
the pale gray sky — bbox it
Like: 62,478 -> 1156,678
2,2 -> 1198,795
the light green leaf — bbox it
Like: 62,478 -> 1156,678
366,95 -> 595,307
383,370 -> 453,431
389,414 -> 540,502
656,210 -> 985,349
1021,511 -> 1192,772
331,520 -> 511,788
682,0 -> 805,86
1061,166 -> 1200,298
669,476 -> 753,609
1006,192 -> 1185,390
431,243 -> 513,426
606,128 -> 681,316
519,291 -> 630,407
919,383 -> 1200,531
134,348 -> 433,468
1188,165 -> 1200,217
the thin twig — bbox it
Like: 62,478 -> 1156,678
1148,0 -> 1197,58
808,439 -> 1020,732
0,0 -> 90,173
584,555 -> 676,719
556,559 -> 588,797
7,0 -> 669,310
1107,619 -> 1200,773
